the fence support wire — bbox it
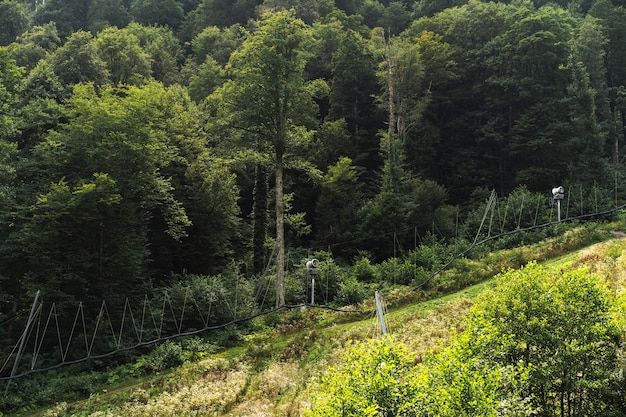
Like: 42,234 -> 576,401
5,290 -> 40,397
1,301 -> 361,393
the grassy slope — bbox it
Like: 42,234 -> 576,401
31,224 -> 626,417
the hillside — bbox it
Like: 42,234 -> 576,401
3,1 -> 626,414
26,224 -> 626,417
4,0 -> 626,339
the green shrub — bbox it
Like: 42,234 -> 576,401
316,257 -> 347,303
409,241 -> 455,273
307,337 -> 414,417
144,340 -> 184,372
166,265 -> 256,330
262,311 -> 283,327
180,337 -> 216,361
284,269 -> 306,305
470,262 -> 625,416
244,332 -> 273,365
352,256 -> 378,282
336,275 -> 366,306
377,257 -> 415,285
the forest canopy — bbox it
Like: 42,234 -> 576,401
1,0 -> 626,323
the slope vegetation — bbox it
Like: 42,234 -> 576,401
28,224 -> 626,416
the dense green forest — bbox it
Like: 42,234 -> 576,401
2,1 -> 626,415
2,0 -> 626,395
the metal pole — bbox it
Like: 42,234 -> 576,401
557,199 -> 561,222
375,291 -> 387,335
5,290 -> 40,397
311,277 -> 315,305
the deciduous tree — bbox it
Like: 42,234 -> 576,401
315,156 -> 363,258
8,22 -> 61,70
47,30 -> 109,87
211,10 -> 318,306
130,0 -> 184,30
13,82 -> 201,305
0,47 -> 24,141
94,26 -> 152,86
125,23 -> 183,86
470,262 -> 625,416
0,0 -> 30,46
328,29 -> 382,172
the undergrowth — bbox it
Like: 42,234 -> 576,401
11,219 -> 626,417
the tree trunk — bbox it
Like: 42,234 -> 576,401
615,109 -> 626,167
386,40 -> 395,163
610,100 -> 619,166
275,152 -> 285,307
252,163 -> 268,275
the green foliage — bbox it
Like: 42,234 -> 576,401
336,275 -> 367,306
125,23 -> 183,86
470,262 -> 625,416
187,55 -> 223,102
0,0 -> 30,46
139,337 -> 219,373
15,61 -> 64,151
311,259 -> 626,417
315,255 -> 347,302
358,165 -> 453,260
327,28 -> 382,169
180,0 -> 255,40
87,0 -> 131,33
166,266 -> 256,327
18,174 -> 143,303
358,0 -> 385,29
33,0 -> 130,37
0,368 -> 109,412
0,47 -> 24,140
0,81 -> 247,308
33,0 -> 84,37
459,186 -> 612,255
406,335 -> 534,417
8,22 -> 61,70
189,25 -> 244,67
351,255 -> 378,282
309,335 -> 531,417
308,337 -> 415,417
377,256 -> 419,285
410,238 -> 456,272
143,341 -> 185,372
212,9 -> 320,306
19,59 -> 65,104
0,139 -> 17,187
130,0 -> 184,30
315,156 -> 364,259
94,26 -> 152,86
257,0 -> 324,24
47,30 -> 109,86
218,10 -> 316,140
5,6 -> 626,413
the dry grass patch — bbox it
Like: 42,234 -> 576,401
390,298 -> 474,361
80,360 -> 250,417
572,239 -> 626,293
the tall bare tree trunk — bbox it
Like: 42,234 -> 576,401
275,152 -> 285,307
252,162 -> 268,275
386,38 -> 395,164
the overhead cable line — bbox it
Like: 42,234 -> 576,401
412,202 -> 626,291
0,303 -> 361,383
